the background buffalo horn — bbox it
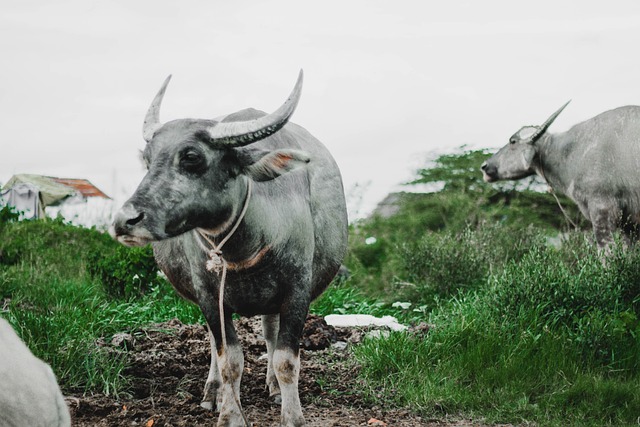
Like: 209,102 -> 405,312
142,75 -> 172,142
531,100 -> 571,142
206,70 -> 304,147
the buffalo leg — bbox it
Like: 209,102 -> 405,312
274,302 -> 308,427
589,202 -> 619,255
201,326 -> 222,411
201,303 -> 246,427
262,314 -> 282,403
216,337 -> 245,427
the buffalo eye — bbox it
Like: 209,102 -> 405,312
179,149 -> 206,172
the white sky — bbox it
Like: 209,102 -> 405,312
2,0 -> 640,219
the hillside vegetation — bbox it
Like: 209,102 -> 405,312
1,148 -> 638,426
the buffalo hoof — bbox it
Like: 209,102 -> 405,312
200,399 -> 221,412
200,400 -> 214,411
217,410 -> 246,427
281,414 -> 305,427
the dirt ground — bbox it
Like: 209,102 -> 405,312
67,315 -> 508,427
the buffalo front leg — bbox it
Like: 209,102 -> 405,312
589,202 -> 620,256
216,338 -> 245,427
201,303 -> 247,427
201,326 -> 221,411
273,347 -> 304,427
262,314 -> 282,403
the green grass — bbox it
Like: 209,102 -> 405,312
0,218 -> 202,396
1,203 -> 639,426
352,241 -> 640,426
2,274 -> 202,395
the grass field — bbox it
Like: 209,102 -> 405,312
1,204 -> 639,426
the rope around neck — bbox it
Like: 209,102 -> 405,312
538,151 -> 579,230
196,179 -> 253,275
195,179 -> 252,427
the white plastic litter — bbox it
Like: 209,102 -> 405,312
391,301 -> 412,310
324,314 -> 408,332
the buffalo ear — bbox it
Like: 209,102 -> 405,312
238,148 -> 311,182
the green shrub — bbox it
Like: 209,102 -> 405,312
487,242 -> 640,370
0,219 -> 115,278
355,237 -> 640,426
88,245 -> 162,299
396,222 -> 544,304
0,205 -> 20,224
349,237 -> 389,272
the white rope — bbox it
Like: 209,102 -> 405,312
195,179 -> 252,427
196,179 -> 253,274
538,152 -> 579,230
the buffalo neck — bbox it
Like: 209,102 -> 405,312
196,177 -> 268,267
534,133 -> 574,196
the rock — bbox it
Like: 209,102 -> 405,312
408,322 -> 435,337
331,341 -> 348,351
111,332 -> 135,349
325,314 -> 408,331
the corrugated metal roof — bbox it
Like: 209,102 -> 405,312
49,177 -> 111,199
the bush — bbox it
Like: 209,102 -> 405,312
349,236 -> 389,272
354,236 -> 640,426
396,222 -> 544,304
0,218 -> 115,275
487,242 -> 640,370
0,205 -> 20,224
88,245 -> 163,299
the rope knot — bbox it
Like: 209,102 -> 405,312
206,250 -> 224,273
196,180 -> 253,275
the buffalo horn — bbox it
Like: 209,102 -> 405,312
531,100 -> 571,142
142,75 -> 172,142
206,70 -> 304,147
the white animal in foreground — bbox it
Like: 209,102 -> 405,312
0,318 -> 71,427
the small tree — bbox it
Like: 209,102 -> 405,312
410,147 -> 493,193
406,146 -> 586,231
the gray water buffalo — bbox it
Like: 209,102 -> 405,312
0,318 -> 71,427
481,102 -> 640,251
111,71 -> 348,426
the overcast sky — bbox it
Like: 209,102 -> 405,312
3,1 -> 640,219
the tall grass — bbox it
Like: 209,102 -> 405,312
354,238 -> 640,426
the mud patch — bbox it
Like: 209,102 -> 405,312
67,315 -> 505,426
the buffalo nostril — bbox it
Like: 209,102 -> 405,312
126,212 -> 145,226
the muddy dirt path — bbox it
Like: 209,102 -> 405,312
67,316 -> 506,426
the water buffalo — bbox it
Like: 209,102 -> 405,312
0,318 -> 71,427
481,102 -> 640,251
111,71 -> 348,426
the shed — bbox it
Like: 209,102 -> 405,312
1,174 -> 110,220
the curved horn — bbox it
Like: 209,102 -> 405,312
531,100 -> 571,141
206,70 -> 304,147
142,75 -> 172,142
